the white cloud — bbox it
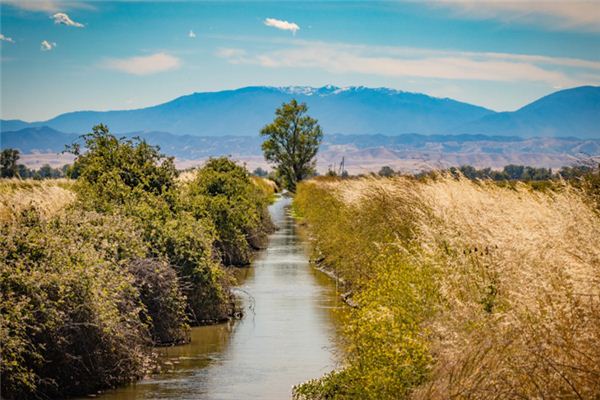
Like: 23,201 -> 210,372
40,40 -> 56,51
264,18 -> 300,35
0,34 -> 15,43
52,12 -> 84,27
433,0 -> 600,32
217,40 -> 600,87
104,52 -> 181,75
189,29 -> 196,38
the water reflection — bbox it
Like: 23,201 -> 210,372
90,196 -> 343,400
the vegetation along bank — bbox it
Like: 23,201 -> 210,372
0,124 -> 275,399
292,172 -> 600,399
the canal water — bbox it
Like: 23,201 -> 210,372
92,196 -> 343,400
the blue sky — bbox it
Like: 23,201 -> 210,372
1,0 -> 599,121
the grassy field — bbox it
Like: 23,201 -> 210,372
0,179 -> 76,223
293,175 -> 600,399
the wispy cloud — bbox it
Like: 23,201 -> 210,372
0,34 -> 15,44
2,0 -> 61,12
217,40 -> 600,87
433,0 -> 600,32
2,0 -> 93,13
216,48 -> 248,62
104,52 -> 181,75
189,29 -> 196,38
264,18 -> 300,35
52,12 -> 84,27
40,40 -> 56,51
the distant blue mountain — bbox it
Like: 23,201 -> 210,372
1,86 -> 493,136
2,85 -> 599,139
0,127 -> 264,158
0,126 -> 78,153
1,119 -> 33,132
456,86 -> 600,138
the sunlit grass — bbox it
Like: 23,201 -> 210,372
0,178 -> 76,223
294,175 -> 600,399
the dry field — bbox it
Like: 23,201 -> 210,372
0,179 -> 76,223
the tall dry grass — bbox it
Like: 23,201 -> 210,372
295,175 -> 600,399
414,178 -> 600,399
0,179 -> 76,223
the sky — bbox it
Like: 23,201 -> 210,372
1,0 -> 600,121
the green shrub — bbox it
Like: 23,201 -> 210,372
141,208 -> 233,323
1,125 -> 278,398
126,258 -> 190,344
186,157 -> 274,266
69,124 -> 178,212
69,126 -> 235,323
0,208 -> 150,399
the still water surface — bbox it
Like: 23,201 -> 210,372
93,196 -> 343,400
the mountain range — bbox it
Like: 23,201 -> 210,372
2,85 -> 599,139
4,126 -> 599,173
2,85 -> 599,172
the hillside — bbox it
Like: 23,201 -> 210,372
458,86 -> 600,138
1,86 -> 493,136
3,86 -> 599,139
0,126 -> 78,153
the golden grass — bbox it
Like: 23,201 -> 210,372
176,170 -> 197,183
251,176 -> 278,196
301,175 -> 600,398
0,179 -> 76,223
415,178 -> 600,398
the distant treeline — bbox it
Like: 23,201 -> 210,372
375,163 -> 597,181
3,147 -> 597,183
446,164 -> 594,181
17,163 -> 69,179
0,149 -> 70,179
2,148 -> 276,180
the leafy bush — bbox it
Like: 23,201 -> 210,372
185,157 -> 274,266
1,125 -> 277,398
140,208 -> 233,323
126,258 -> 190,344
69,124 -> 178,212
70,126 -> 235,322
0,208 -> 150,399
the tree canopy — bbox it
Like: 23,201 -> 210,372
1,148 -> 20,178
260,99 -> 323,191
67,124 -> 177,209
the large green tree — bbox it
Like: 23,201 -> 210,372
1,148 -> 20,178
260,99 -> 323,191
